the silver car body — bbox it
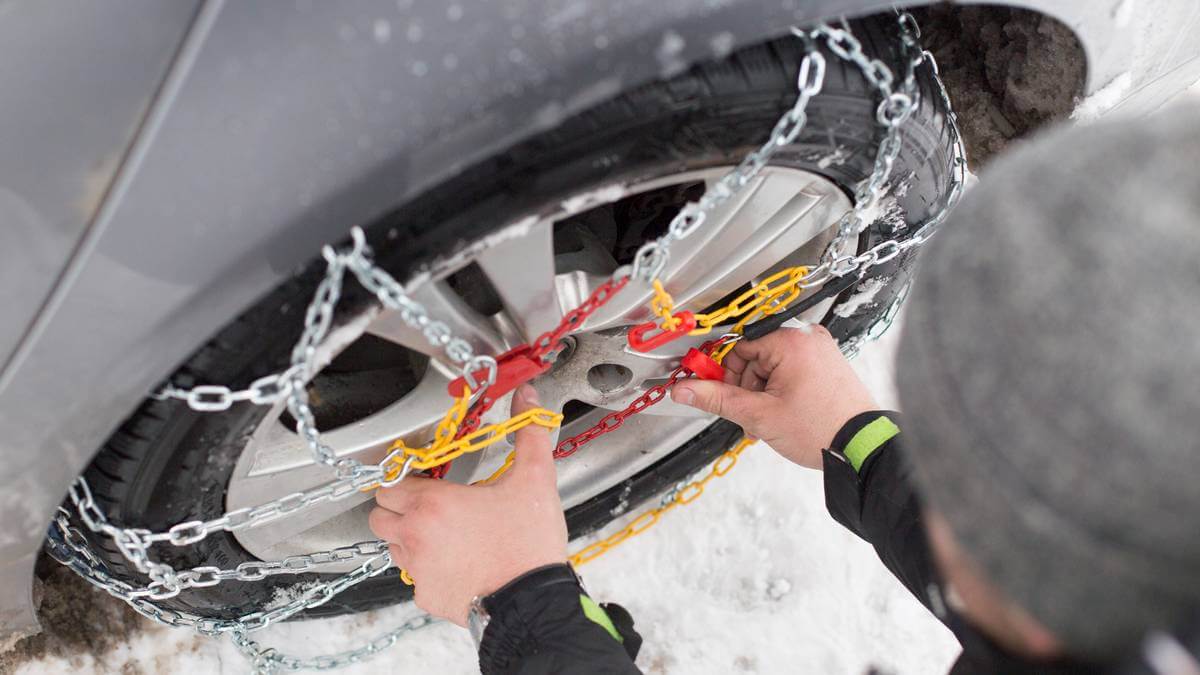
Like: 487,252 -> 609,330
1,0 -> 1198,643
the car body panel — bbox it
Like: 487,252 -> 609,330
0,0 -> 201,371
1,0 -> 1198,643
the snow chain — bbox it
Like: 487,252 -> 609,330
46,13 -> 966,674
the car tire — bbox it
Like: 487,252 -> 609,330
75,14 -> 957,621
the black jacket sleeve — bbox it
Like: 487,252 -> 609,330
478,564 -> 642,674
823,411 -> 945,614
825,413 -> 1104,675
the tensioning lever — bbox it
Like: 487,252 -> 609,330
741,270 -> 864,341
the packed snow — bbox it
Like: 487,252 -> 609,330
1072,72 -> 1134,122
9,331 -> 961,675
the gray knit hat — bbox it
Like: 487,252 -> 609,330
896,101 -> 1200,661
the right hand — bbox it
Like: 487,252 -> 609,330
670,326 -> 878,470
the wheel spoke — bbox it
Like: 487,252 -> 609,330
475,217 -> 565,342
583,168 -> 849,331
669,174 -> 848,314
225,370 -> 457,549
365,279 -> 507,368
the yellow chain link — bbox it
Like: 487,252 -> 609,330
400,436 -> 753,584
645,265 -> 812,338
388,262 -> 797,581
691,265 -> 810,335
650,279 -> 682,330
383,398 -> 562,587
567,436 -> 754,567
380,407 -> 563,482
477,451 -> 516,485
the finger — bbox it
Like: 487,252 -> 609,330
722,351 -> 748,386
368,505 -> 406,544
386,543 -> 409,569
509,385 -> 554,476
670,379 -> 770,429
738,366 -> 767,393
729,330 -> 798,380
375,475 -> 436,513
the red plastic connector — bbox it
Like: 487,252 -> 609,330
447,345 -> 551,399
681,348 -> 725,381
627,312 -> 697,352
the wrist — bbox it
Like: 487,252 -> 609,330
828,410 -> 900,473
774,401 -> 879,470
474,553 -> 568,608
476,563 -> 583,667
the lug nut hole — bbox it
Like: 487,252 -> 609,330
586,363 -> 633,393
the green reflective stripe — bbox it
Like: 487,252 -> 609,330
844,416 -> 899,472
579,595 -> 622,643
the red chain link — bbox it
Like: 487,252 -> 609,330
529,275 -> 630,362
432,279 -> 721,478
430,275 -> 633,479
553,337 -> 726,459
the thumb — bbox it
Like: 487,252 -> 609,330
508,384 -> 554,477
671,379 -> 767,429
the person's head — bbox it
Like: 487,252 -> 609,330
895,100 -> 1200,664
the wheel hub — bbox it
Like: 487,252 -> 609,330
226,166 -> 854,569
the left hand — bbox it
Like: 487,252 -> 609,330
368,384 -> 568,626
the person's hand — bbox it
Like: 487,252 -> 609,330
671,326 -> 877,469
368,384 -> 568,626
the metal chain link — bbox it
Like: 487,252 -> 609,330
814,18 -> 917,265
230,614 -> 436,675
832,11 -> 969,356
47,13 -> 966,673
46,512 -> 395,636
628,30 -> 827,283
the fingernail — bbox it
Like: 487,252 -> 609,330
672,385 -> 694,406
521,385 -> 540,405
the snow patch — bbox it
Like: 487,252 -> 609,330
656,30 -> 688,78
402,215 -> 541,293
710,32 -> 736,59
560,183 -> 628,215
372,19 -> 391,44
1072,72 -> 1132,122
264,580 -> 323,611
533,100 -> 565,130
833,277 -> 888,318
1112,0 -> 1137,28
857,192 -> 907,234
817,146 -> 850,169
543,0 -> 588,31
767,578 -> 793,601
609,483 -> 634,518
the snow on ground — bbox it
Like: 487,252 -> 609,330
10,329 -> 960,675
1071,72 -> 1133,122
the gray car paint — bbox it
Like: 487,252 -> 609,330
1,0 -> 1197,644
0,0 -> 202,371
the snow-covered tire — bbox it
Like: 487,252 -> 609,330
75,14 -> 957,621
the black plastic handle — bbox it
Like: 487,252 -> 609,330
741,270 -> 863,341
